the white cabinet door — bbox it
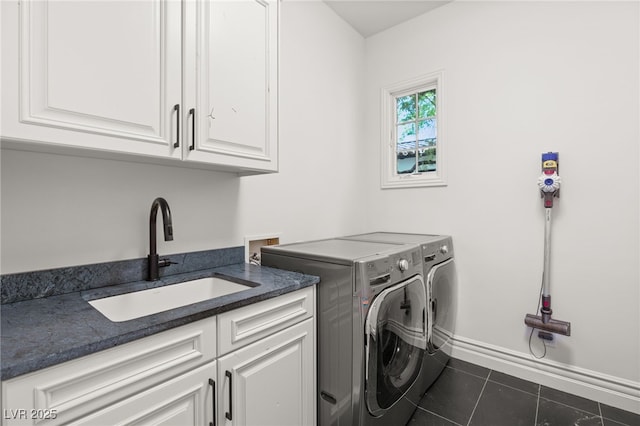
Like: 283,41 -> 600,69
69,361 -> 217,426
183,0 -> 279,173
217,318 -> 315,426
1,0 -> 182,159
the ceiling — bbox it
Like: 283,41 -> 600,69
324,1 -> 452,38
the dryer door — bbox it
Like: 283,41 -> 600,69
426,258 -> 457,353
365,275 -> 427,416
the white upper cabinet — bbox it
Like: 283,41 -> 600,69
1,0 -> 279,174
184,0 -> 279,173
1,0 -> 182,159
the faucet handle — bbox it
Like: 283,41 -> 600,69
158,258 -> 178,268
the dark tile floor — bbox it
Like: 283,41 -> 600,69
407,358 -> 640,426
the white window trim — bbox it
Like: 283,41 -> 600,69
380,70 -> 446,189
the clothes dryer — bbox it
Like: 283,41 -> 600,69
261,238 -> 426,426
342,233 -> 457,394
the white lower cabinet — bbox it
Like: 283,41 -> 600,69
1,287 -> 315,426
217,318 -> 315,426
216,286 -> 316,426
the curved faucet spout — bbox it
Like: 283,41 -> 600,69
148,197 -> 174,281
150,197 -> 173,252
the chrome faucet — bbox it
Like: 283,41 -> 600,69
148,197 -> 174,281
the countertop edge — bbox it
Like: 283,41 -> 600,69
1,263 -> 319,381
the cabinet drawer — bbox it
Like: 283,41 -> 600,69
1,317 -> 216,426
217,287 -> 314,356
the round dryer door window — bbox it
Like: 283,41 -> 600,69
365,275 -> 427,416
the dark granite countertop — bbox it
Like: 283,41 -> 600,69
0,263 -> 319,381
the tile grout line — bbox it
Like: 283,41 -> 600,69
538,395 -> 602,417
451,363 -> 541,399
466,369 -> 491,426
486,377 -> 539,398
597,402 -> 605,426
409,399 -> 465,426
422,408 -> 466,426
534,384 -> 541,426
446,364 -> 491,382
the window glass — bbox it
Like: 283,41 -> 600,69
396,95 -> 415,122
395,90 -> 437,175
418,90 -> 436,118
418,119 -> 436,172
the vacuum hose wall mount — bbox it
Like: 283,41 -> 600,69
524,152 -> 571,337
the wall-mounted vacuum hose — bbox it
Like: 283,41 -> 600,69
524,153 -> 571,337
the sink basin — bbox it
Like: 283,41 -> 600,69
89,276 -> 253,322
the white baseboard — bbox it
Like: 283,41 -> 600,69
450,335 -> 640,415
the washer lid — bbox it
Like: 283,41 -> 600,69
343,232 -> 446,245
262,238 -> 404,264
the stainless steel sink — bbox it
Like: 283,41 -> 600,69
89,276 -> 253,322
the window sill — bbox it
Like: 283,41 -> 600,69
381,173 -> 447,189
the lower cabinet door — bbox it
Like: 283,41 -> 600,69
217,318 -> 315,426
69,361 -> 217,426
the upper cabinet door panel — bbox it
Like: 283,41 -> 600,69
209,0 -> 266,147
2,0 -> 181,158
187,0 -> 278,172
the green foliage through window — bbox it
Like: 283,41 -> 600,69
395,89 -> 436,174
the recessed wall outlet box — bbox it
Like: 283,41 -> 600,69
245,234 -> 280,264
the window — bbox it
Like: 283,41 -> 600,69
380,71 -> 446,188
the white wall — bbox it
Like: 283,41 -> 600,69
0,0 -> 366,273
236,0 -> 367,242
364,0 -> 639,407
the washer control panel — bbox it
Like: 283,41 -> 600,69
397,258 -> 410,272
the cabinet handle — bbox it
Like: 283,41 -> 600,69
173,104 -> 180,148
189,108 -> 196,151
225,370 -> 233,421
209,378 -> 216,426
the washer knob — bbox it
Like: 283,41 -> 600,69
440,245 -> 449,254
397,259 -> 409,272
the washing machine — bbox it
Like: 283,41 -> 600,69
342,232 -> 457,394
261,238 -> 427,426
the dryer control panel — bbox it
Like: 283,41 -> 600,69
421,237 -> 454,266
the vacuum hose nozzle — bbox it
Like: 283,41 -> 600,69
525,314 -> 571,336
